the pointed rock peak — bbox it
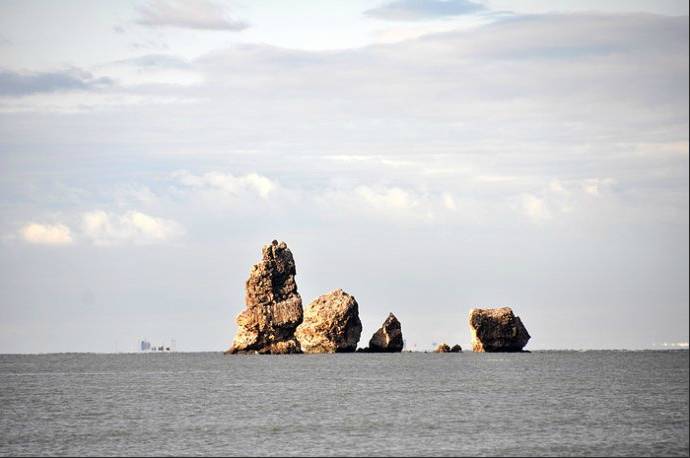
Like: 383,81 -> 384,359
226,240 -> 303,355
367,312 -> 404,353
385,313 -> 400,324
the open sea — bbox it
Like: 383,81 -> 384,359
0,351 -> 688,456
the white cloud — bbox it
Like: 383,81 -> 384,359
19,223 -> 73,245
173,171 -> 276,199
136,0 -> 248,31
442,192 -> 457,211
241,173 -> 275,199
582,178 -> 615,196
81,210 -> 183,246
520,194 -> 550,222
99,56 -> 204,88
355,185 -> 416,210
549,179 -> 567,194
325,155 -> 418,168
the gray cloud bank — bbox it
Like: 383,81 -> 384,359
365,0 -> 486,21
136,0 -> 248,31
0,68 -> 113,96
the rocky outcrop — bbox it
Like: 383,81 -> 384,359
450,344 -> 463,353
295,289 -> 362,353
434,343 -> 451,353
469,307 -> 530,352
226,241 -> 303,354
367,313 -> 404,353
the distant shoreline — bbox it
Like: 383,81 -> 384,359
0,348 -> 687,356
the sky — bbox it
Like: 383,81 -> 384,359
0,0 -> 688,353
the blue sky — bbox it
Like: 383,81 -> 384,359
0,0 -> 688,352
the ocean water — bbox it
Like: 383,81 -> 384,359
0,351 -> 687,457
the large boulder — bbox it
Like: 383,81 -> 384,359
469,307 -> 530,352
295,289 -> 362,353
368,313 -> 404,352
226,241 -> 303,354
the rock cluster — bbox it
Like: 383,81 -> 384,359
469,307 -> 530,352
226,241 -> 303,354
295,289 -> 362,353
226,242 -> 533,355
434,343 -> 462,353
434,343 -> 451,353
367,313 -> 404,352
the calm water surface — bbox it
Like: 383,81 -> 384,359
0,351 -> 688,456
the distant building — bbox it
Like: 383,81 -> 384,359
140,339 -> 175,352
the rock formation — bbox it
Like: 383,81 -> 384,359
295,289 -> 362,353
469,307 -> 530,352
367,313 -> 404,353
434,343 -> 451,353
226,240 -> 303,354
450,344 -> 463,353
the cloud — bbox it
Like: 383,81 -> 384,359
365,0 -> 486,21
520,194 -> 550,222
442,192 -> 457,211
355,185 -> 417,210
81,210 -> 184,246
19,223 -> 73,245
112,54 -> 191,69
173,171 -> 276,199
136,0 -> 249,31
582,178 -> 616,196
100,54 -> 202,87
114,185 -> 159,208
0,68 -> 113,96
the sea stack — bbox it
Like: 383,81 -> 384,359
468,307 -> 530,352
367,313 -> 404,352
295,289 -> 362,353
226,240 -> 303,354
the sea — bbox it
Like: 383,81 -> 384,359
0,351 -> 688,456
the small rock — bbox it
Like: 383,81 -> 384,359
367,313 -> 404,353
450,344 -> 463,353
434,343 -> 451,353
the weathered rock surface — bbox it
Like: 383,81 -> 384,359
226,240 -> 303,355
434,343 -> 451,353
469,307 -> 530,352
450,344 -> 463,353
295,289 -> 362,353
367,313 -> 404,353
